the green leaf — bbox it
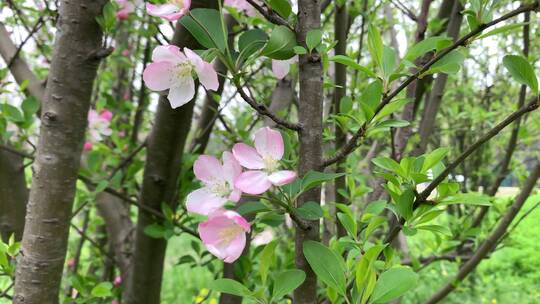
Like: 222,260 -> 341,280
301,171 -> 346,193
91,282 -> 113,298
356,245 -> 386,292
417,224 -> 452,237
22,96 -> 40,118
180,9 -> 227,51
422,147 -> 450,173
404,36 -> 452,61
143,223 -> 166,239
370,267 -> 418,303
268,0 -> 292,18
303,241 -> 346,295
337,212 -> 357,237
440,192 -> 492,206
237,201 -> 270,216
330,55 -> 377,78
2,103 -> 24,123
237,29 -> 268,64
423,50 -> 465,75
272,269 -> 306,299
293,46 -> 307,55
296,202 -> 324,220
306,29 -> 323,52
503,55 -> 538,94
259,241 -> 277,284
381,46 -> 397,78
368,24 -> 383,67
396,189 -> 415,220
210,279 -> 254,298
476,23 -> 529,40
261,25 -> 296,60
371,157 -> 402,174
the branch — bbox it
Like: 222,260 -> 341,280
322,1 -> 540,167
245,0 -> 292,29
424,161 -> 540,304
234,80 -> 301,131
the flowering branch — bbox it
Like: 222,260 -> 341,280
322,1 -> 540,168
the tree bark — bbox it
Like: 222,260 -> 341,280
415,1 -> 463,155
125,1 -> 216,302
294,0 -> 324,303
0,150 -> 28,242
425,160 -> 540,304
333,1 -> 348,238
13,0 -> 108,302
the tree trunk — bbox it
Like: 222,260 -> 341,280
0,150 -> 28,242
294,0 -> 324,303
13,0 -> 108,302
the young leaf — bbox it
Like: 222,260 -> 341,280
272,269 -> 306,299
268,0 -> 292,18
301,171 -> 346,193
210,278 -> 253,298
422,147 -> 450,173
370,267 -> 418,303
337,212 -> 357,237
503,55 -> 538,94
180,9 -> 227,51
237,29 -> 268,64
296,202 -> 324,220
330,55 -> 377,78
404,36 -> 452,61
306,29 -> 323,52
423,49 -> 465,75
261,25 -> 296,60
368,24 -> 383,67
303,241 -> 346,295
381,46 -> 397,79
259,241 -> 277,284
91,282 -> 113,298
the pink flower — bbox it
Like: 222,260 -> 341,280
112,300 -> 120,304
224,0 -> 256,16
146,0 -> 191,21
143,45 -> 218,108
116,0 -> 135,20
87,109 -> 113,143
113,276 -> 122,287
233,127 -> 296,194
83,142 -> 93,151
122,49 -> 130,57
272,56 -> 297,79
187,152 -> 242,215
198,209 -> 250,263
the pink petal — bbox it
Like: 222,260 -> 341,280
223,233 -> 246,263
197,61 -> 219,91
152,45 -> 184,63
228,189 -> 242,202
146,3 -> 185,21
83,142 -> 93,151
268,170 -> 297,186
235,171 -> 272,195
193,155 -> 223,184
254,127 -> 284,161
224,210 -> 251,232
232,143 -> 265,169
143,61 -> 176,91
186,188 -> 227,215
99,110 -> 113,122
272,59 -> 291,79
221,151 -> 242,186
88,109 -> 99,123
167,78 -> 195,108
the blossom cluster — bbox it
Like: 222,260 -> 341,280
186,127 -> 296,262
84,109 -> 113,151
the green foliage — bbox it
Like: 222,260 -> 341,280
503,55 -> 539,94
303,241 -> 347,295
261,25 -> 296,60
180,9 -> 228,51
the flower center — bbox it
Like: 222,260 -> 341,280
210,181 -> 232,198
263,156 -> 279,173
170,0 -> 184,8
176,62 -> 194,80
218,225 -> 243,244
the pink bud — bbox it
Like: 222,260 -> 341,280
113,276 -> 122,287
83,142 -> 93,151
122,49 -> 130,57
118,131 -> 126,138
123,91 -> 131,101
100,110 -> 113,122
116,10 -> 129,20
67,259 -> 75,268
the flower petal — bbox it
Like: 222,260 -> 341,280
232,143 -> 265,169
146,3 -> 185,21
193,155 -> 223,184
268,170 -> 297,186
228,189 -> 242,202
152,45 -> 184,63
223,233 -> 246,263
254,127 -> 284,161
186,187 -> 227,215
272,59 -> 291,79
235,171 -> 272,195
221,151 -> 242,186
143,61 -> 176,91
167,78 -> 195,108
